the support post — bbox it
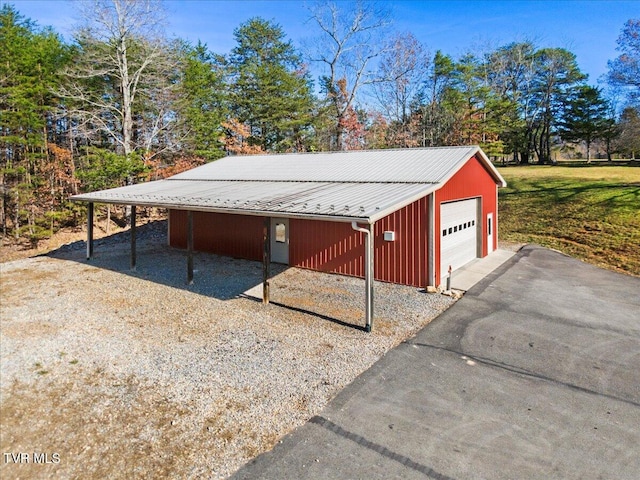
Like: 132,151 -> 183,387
187,210 -> 194,285
130,205 -> 136,271
352,221 -> 374,332
366,223 -> 375,331
86,202 -> 94,260
263,217 -> 271,304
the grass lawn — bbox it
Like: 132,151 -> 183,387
497,164 -> 640,277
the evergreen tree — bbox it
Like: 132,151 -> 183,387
558,86 -> 612,162
415,51 -> 459,147
229,18 -> 314,152
530,48 -> 586,164
179,41 -> 227,161
0,4 -> 71,240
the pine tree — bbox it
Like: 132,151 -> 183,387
179,41 -> 228,161
0,4 -> 70,241
558,86 -> 612,162
530,48 -> 587,164
229,18 -> 314,152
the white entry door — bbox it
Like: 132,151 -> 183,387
271,218 -> 289,264
440,199 -> 479,281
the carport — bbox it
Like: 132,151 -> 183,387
75,180 -> 389,332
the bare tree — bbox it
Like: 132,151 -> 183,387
60,0 -> 179,162
307,0 -> 391,150
370,32 -> 429,147
485,42 -> 538,162
607,19 -> 640,108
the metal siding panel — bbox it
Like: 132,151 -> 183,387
290,219 -> 365,277
169,209 -> 187,247
169,195 -> 433,288
169,209 -> 262,261
419,197 -> 428,286
289,196 -> 429,288
374,196 -> 428,288
495,187 -> 499,252
205,213 -> 264,260
427,193 -> 435,286
412,200 -> 421,286
411,202 -> 417,286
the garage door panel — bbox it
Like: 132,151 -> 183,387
441,199 -> 478,280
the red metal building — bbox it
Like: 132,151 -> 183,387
73,146 -> 506,331
166,148 -> 505,288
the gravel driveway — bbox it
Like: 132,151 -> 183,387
0,221 -> 455,479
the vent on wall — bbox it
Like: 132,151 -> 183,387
383,231 -> 396,241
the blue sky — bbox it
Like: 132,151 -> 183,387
8,0 -> 638,86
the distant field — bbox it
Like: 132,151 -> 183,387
497,165 -> 640,277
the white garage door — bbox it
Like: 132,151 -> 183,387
440,199 -> 479,281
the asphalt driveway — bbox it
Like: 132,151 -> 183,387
232,245 -> 640,480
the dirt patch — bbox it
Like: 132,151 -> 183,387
0,213 -> 163,264
1,372 -> 192,478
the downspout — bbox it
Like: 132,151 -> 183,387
352,221 -> 374,332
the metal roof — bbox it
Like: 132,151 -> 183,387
169,145 -> 500,183
71,146 -> 506,223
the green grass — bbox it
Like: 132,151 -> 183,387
498,165 -> 640,276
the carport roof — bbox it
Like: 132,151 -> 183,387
71,146 -> 506,223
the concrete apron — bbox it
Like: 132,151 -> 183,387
449,248 -> 517,292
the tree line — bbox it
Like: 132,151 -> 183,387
1,1 -> 639,244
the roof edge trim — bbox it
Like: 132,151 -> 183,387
70,196 -> 373,224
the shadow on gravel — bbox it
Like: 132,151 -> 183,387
46,220 -> 282,301
239,295 -> 369,332
45,220 -> 366,330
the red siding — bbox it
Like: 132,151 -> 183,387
289,220 -> 365,276
435,154 -> 499,282
169,209 -> 263,261
374,196 -> 428,287
290,196 -> 429,287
